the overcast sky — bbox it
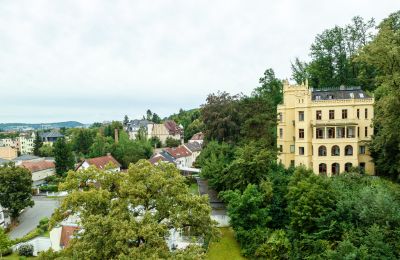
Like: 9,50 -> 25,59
0,1 -> 398,123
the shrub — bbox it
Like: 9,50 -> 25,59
39,184 -> 58,192
0,247 -> 12,256
17,244 -> 34,256
37,217 -> 49,232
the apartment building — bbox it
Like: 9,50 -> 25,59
277,80 -> 374,176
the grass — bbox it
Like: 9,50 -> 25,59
3,253 -> 35,259
189,183 -> 199,195
207,228 -> 246,260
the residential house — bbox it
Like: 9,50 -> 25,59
0,138 -> 18,149
76,154 -> 121,172
50,215 -> 80,252
189,132 -> 204,145
0,205 -> 11,229
0,158 -> 10,166
40,131 -> 64,145
21,160 -> 56,188
12,154 -> 42,166
164,146 -> 192,168
125,119 -> 153,140
183,142 -> 202,167
149,150 -> 176,165
277,81 -> 374,176
0,146 -> 17,160
18,132 -> 35,154
151,120 -> 183,145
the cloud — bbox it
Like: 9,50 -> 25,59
0,0 -> 398,123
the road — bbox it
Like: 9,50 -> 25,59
9,197 -> 60,239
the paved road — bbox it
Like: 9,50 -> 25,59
9,197 -> 60,239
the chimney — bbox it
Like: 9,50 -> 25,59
114,129 -> 119,143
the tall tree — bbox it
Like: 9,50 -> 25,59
54,138 -> 75,175
291,58 -> 309,85
0,228 -> 11,258
47,161 -> 217,259
123,115 -> 129,126
0,164 -> 34,221
33,131 -> 43,156
89,134 -> 113,158
73,129 -> 95,155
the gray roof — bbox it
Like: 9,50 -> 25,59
160,151 -> 176,163
311,86 -> 371,101
12,155 -> 40,161
39,131 -> 64,138
0,158 -> 10,165
127,119 -> 152,131
184,142 -> 202,152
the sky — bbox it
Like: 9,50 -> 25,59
0,0 -> 398,124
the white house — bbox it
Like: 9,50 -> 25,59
189,132 -> 204,145
0,205 -> 11,229
76,154 -> 121,172
164,146 -> 192,168
20,160 -> 56,188
183,142 -> 202,167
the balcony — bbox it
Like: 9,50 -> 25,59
311,119 -> 358,127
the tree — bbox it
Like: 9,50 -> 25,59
123,115 -> 129,126
0,164 -> 34,221
151,113 -> 162,124
357,11 -> 400,179
33,131 -> 43,156
39,144 -> 54,157
54,138 -> 75,175
165,137 -> 180,148
89,134 -> 113,158
146,109 -> 153,121
149,136 -> 162,148
0,228 -> 11,258
103,121 -> 123,139
72,129 -> 95,155
47,161 -> 217,259
291,58 -> 309,85
184,119 -> 203,142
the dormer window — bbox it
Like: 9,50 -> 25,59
328,95 -> 333,99
359,93 -> 364,98
315,95 -> 321,100
349,93 -> 354,98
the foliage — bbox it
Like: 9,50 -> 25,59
72,128 -> 95,155
88,134 -> 113,158
0,228 -> 12,258
0,164 -> 34,220
54,138 -> 75,175
103,121 -> 123,139
165,137 -> 180,147
185,119 -> 204,142
38,144 -> 54,157
357,11 -> 400,179
123,115 -> 129,126
17,244 -> 34,257
149,136 -> 162,148
47,161 -> 217,259
206,228 -> 245,260
33,131 -> 43,156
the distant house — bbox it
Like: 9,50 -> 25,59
125,119 -> 153,140
12,154 -> 42,165
40,131 -> 64,144
183,142 -> 202,167
21,160 -> 56,187
0,146 -> 17,160
18,132 -> 35,154
0,205 -> 11,229
76,154 -> 121,172
50,215 -> 80,252
164,146 -> 192,168
149,150 -> 176,165
189,132 -> 204,145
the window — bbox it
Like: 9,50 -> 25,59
359,145 -> 366,154
299,129 -> 304,139
319,163 -> 327,176
360,93 -> 365,98
342,109 -> 348,119
357,127 -> 360,137
298,111 -> 304,121
290,145 -> 295,153
279,145 -> 283,152
279,128 -> 283,139
328,94 -> 334,99
327,127 -> 335,138
365,127 -> 368,137
329,110 -> 335,119
278,112 -> 283,122
332,163 -> 340,175
365,108 -> 368,119
318,146 -> 327,156
345,145 -> 353,156
347,126 -> 355,138
316,110 -> 322,120
357,109 -> 360,119
299,147 -> 304,155
315,95 -> 321,100
345,163 -> 352,172
316,128 -> 324,139
359,162 -> 365,172
336,127 -> 345,138
290,160 -> 295,167
331,145 -> 340,156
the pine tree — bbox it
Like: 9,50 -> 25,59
54,137 -> 75,175
33,131 -> 43,156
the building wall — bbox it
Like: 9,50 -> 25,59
277,82 -> 375,176
18,136 -> 34,154
0,146 -> 18,160
151,124 -> 181,145
32,168 -> 56,187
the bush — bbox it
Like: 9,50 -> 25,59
37,217 -> 49,232
13,228 -> 41,244
39,184 -> 58,192
17,244 -> 34,256
0,247 -> 12,256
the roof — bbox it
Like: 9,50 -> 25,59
164,120 -> 182,135
21,160 -> 55,172
184,142 -> 202,152
40,131 -> 64,138
0,158 -> 10,165
164,146 -> 192,159
190,132 -> 204,141
127,119 -> 151,131
12,155 -> 41,161
60,225 -> 80,248
160,151 -> 176,163
80,155 -> 121,170
149,154 -> 169,165
311,86 -> 371,101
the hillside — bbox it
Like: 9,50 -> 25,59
0,121 -> 84,131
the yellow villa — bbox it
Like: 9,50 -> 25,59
277,80 -> 374,176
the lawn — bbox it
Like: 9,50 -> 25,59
207,228 -> 246,260
3,253 -> 35,259
189,183 -> 199,195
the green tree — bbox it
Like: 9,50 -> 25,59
291,58 -> 309,85
123,115 -> 129,126
47,161 -> 217,259
54,138 -> 75,175
149,136 -> 162,148
151,113 -> 162,124
165,137 -> 180,147
89,134 -> 113,158
33,131 -> 43,156
72,129 -> 95,155
0,228 -> 11,258
184,119 -> 204,142
0,164 -> 34,221
39,144 -> 54,157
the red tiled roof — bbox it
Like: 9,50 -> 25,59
85,155 -> 121,169
60,225 -> 79,248
190,132 -> 204,141
164,120 -> 182,135
165,146 -> 192,158
21,160 -> 55,173
149,155 -> 168,165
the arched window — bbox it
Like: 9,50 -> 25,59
319,163 -> 327,176
345,145 -> 353,156
318,146 -> 327,156
332,163 -> 340,175
345,162 -> 352,172
331,145 -> 340,156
